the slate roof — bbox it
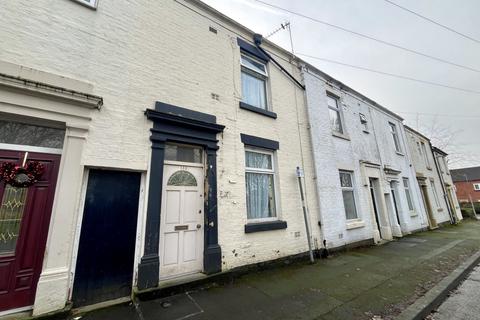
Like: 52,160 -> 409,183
451,166 -> 480,182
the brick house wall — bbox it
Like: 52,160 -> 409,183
454,180 -> 480,203
302,64 -> 428,248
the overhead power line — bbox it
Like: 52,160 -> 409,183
297,52 -> 480,95
252,0 -> 480,73
383,0 -> 480,44
394,111 -> 480,119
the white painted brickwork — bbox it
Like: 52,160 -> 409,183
369,107 -> 428,233
0,0 -> 320,283
433,150 -> 463,221
0,0 -> 453,315
302,71 -> 377,249
405,128 -> 451,224
302,67 -> 429,249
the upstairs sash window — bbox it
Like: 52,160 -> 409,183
327,95 -> 343,134
389,122 -> 402,152
241,54 -> 268,110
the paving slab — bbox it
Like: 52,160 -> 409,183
429,265 -> 480,320
44,220 -> 480,320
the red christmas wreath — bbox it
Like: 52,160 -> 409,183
0,161 -> 44,188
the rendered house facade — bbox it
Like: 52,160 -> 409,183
301,64 -> 428,248
404,126 -> 453,226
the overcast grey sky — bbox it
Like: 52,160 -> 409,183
202,0 -> 480,168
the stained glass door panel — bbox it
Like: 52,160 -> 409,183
0,150 -> 60,312
0,186 -> 28,255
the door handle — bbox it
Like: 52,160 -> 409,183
196,224 -> 202,229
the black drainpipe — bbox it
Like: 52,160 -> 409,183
253,34 -> 305,90
431,142 -> 456,224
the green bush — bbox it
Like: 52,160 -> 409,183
461,207 -> 475,218
460,202 -> 480,218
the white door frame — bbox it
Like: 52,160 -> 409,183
362,163 -> 393,242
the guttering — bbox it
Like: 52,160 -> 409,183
431,142 -> 456,224
0,72 -> 103,109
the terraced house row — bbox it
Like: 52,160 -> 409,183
0,0 -> 462,317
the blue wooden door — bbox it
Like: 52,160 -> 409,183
72,169 -> 141,307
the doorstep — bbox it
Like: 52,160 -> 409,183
71,297 -> 131,316
0,307 -> 32,320
135,250 -> 315,302
158,273 -> 209,290
135,272 -> 216,302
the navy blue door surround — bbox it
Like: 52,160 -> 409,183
138,102 -> 225,290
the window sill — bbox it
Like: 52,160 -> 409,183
395,151 -> 405,156
239,102 -> 277,119
346,220 -> 365,230
332,131 -> 350,141
245,220 -> 287,233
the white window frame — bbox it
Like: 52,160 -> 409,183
240,53 -> 269,110
430,179 -> 440,207
327,93 -> 344,134
473,183 -> 480,191
403,178 -> 415,212
442,157 -> 450,175
421,142 -> 431,168
339,170 -> 359,221
417,142 -> 422,156
359,113 -> 368,132
72,0 -> 98,9
244,147 -> 279,223
389,122 -> 402,153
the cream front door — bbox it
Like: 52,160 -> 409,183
160,163 -> 204,279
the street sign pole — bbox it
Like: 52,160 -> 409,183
296,167 -> 314,263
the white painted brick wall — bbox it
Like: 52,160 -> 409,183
303,71 -> 378,248
0,0 -> 321,271
437,154 -> 463,221
303,67 -> 430,248
369,108 -> 429,232
405,129 -> 451,224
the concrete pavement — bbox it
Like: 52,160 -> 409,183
429,264 -> 480,320
46,220 -> 480,320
